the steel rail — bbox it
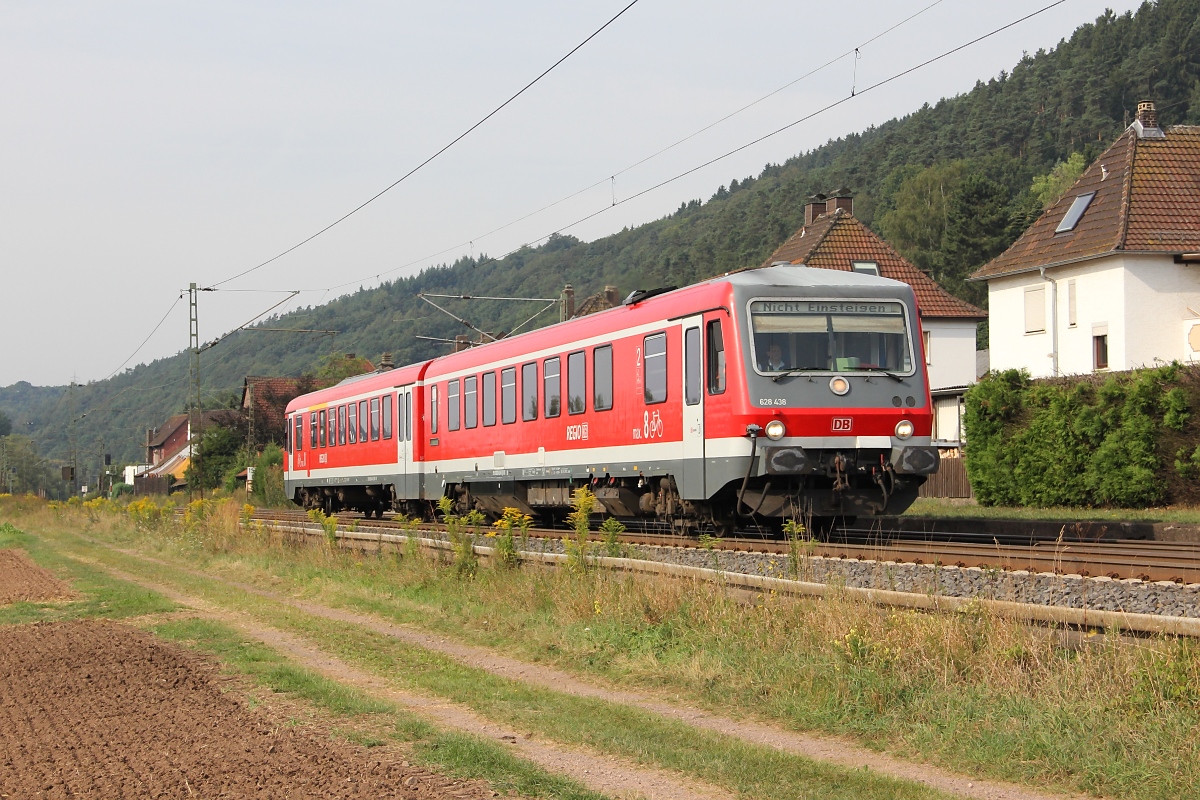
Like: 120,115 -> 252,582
255,519 -> 1200,638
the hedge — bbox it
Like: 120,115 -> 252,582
963,363 -> 1200,508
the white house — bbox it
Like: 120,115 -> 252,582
975,102 -> 1200,377
763,190 -> 986,446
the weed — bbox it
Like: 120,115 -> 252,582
599,515 -> 626,558
563,487 -> 595,574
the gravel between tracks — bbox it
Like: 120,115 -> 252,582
495,536 -> 1200,619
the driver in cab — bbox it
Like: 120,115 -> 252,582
760,342 -> 787,372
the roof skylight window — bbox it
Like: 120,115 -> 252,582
1055,192 -> 1096,233
851,261 -> 880,276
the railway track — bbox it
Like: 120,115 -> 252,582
249,509 -> 1200,585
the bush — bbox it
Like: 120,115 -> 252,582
964,363 -> 1200,507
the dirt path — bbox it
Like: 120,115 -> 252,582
83,539 -> 1092,800
89,560 -> 734,800
0,619 -> 497,800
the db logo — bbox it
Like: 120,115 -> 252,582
831,417 -> 853,432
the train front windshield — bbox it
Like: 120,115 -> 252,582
750,299 -> 913,374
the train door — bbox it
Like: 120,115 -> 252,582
680,316 -> 705,498
397,386 -> 415,499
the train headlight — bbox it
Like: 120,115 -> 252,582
764,420 -> 786,441
829,376 -> 850,396
895,419 -> 914,440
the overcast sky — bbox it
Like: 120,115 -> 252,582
1,0 -> 1141,387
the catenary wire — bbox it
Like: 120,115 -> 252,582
102,295 -> 183,381
320,0 -> 950,294
422,0 -> 1070,278
207,0 -> 642,290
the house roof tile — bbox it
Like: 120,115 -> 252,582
973,125 -> 1200,280
761,209 -> 986,319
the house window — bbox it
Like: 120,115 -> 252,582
1094,334 -> 1109,370
1024,285 -> 1046,333
594,346 -> 613,411
923,330 -> 932,365
1056,192 -> 1096,233
1068,279 -> 1077,328
851,260 -> 879,276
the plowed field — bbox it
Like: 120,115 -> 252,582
0,620 -> 499,799
0,549 -> 73,604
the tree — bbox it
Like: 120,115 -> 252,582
942,174 -> 1011,305
185,426 -> 243,491
0,411 -> 11,438
1030,152 -> 1087,208
315,352 -> 375,384
878,161 -> 969,276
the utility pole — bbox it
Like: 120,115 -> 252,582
189,283 -> 204,500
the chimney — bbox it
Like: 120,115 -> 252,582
561,284 -> 575,321
1133,100 -> 1165,139
804,193 -> 828,226
345,352 -> 356,360
827,187 -> 854,216
453,335 -> 470,353
1137,101 -> 1158,129
604,285 -> 620,308
379,352 -> 394,371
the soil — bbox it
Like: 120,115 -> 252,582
0,549 -> 74,605
0,619 -> 502,800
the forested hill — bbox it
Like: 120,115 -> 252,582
7,0 -> 1200,474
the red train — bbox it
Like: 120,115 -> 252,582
284,265 -> 939,532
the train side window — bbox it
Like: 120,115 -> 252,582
501,367 -> 517,424
356,400 -> 366,442
328,409 -> 337,446
593,345 -> 613,411
319,410 -> 327,447
404,391 -> 411,441
706,320 -> 726,395
483,372 -> 497,426
521,362 -> 538,421
371,397 -> 382,440
338,405 -> 347,445
347,403 -> 357,444
310,412 -> 318,448
644,333 -> 667,404
383,394 -> 393,440
295,415 -> 304,451
567,351 -> 586,414
464,376 -> 478,428
425,390 -> 434,436
285,417 -> 291,453
448,380 -> 461,431
544,357 -> 561,418
685,327 -> 701,405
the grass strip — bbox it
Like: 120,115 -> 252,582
152,616 -> 607,800
45,524 -> 951,800
0,523 -> 175,625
